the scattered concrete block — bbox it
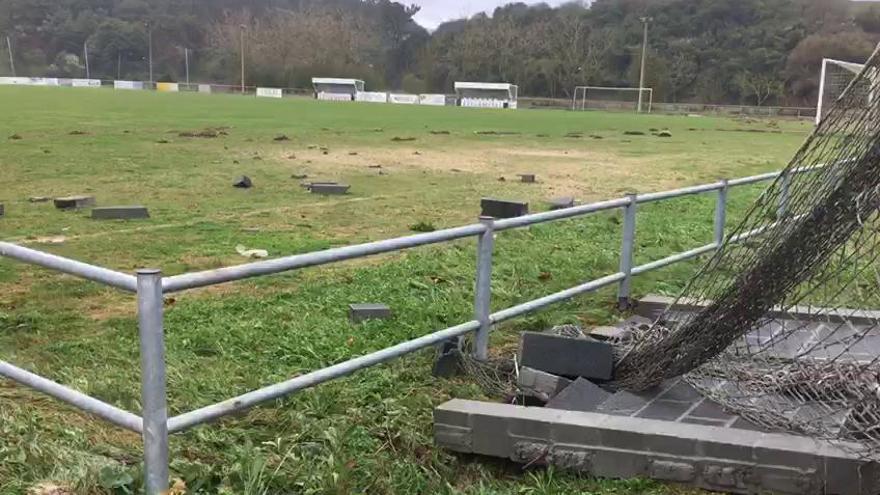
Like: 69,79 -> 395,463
518,174 -> 536,183
518,367 -> 572,401
0,203 -> 4,217
233,176 -> 253,188
589,326 -> 632,342
548,197 -> 576,210
518,332 -> 613,380
28,196 -> 50,203
545,378 -> 612,412
91,206 -> 149,220
53,195 -> 95,209
311,183 -> 351,195
349,303 -> 392,323
434,399 -> 880,495
480,198 -> 529,219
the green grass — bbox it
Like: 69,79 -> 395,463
0,87 -> 812,494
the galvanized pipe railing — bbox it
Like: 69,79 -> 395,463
0,164 -> 823,493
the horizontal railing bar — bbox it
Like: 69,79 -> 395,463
167,320 -> 482,432
636,182 -> 725,203
631,243 -> 718,275
0,361 -> 143,433
162,224 -> 487,293
490,272 -> 626,324
726,171 -> 780,187
493,198 -> 631,231
0,242 -> 138,292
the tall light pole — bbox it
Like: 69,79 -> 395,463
146,22 -> 153,83
239,24 -> 246,94
84,40 -> 90,79
637,17 -> 652,114
5,36 -> 14,77
184,47 -> 190,85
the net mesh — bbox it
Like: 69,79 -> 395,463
613,44 -> 880,458
819,59 -> 869,124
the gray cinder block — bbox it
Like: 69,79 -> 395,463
53,195 -> 95,210
518,332 -> 613,380
91,206 -> 150,220
545,378 -> 611,412
349,303 -> 392,322
311,183 -> 350,195
518,174 -> 536,183
480,198 -> 528,219
518,367 -> 572,401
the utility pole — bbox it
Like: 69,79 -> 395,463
6,36 -> 14,77
84,40 -> 90,79
146,22 -> 153,83
184,47 -> 190,85
637,17 -> 652,114
239,25 -> 246,94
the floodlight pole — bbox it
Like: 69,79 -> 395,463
240,25 -> 246,94
184,47 -> 190,85
84,40 -> 90,79
6,36 -> 15,77
146,22 -> 153,83
637,17 -> 651,114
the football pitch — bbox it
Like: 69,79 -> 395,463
0,86 -> 811,494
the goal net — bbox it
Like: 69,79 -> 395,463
572,86 -> 653,113
816,58 -> 872,125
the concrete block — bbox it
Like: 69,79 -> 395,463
311,183 -> 350,195
434,399 -> 880,494
53,195 -> 95,209
480,198 -> 529,219
518,367 -> 572,401
656,380 -> 703,402
548,197 -> 576,210
518,174 -> 536,183
687,399 -> 734,421
595,390 -> 652,416
545,378 -> 611,412
518,332 -> 613,380
636,399 -> 693,421
349,303 -> 391,322
649,460 -> 696,482
91,206 -> 150,220
0,203 -> 4,217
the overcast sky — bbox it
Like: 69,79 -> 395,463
412,0 -> 569,29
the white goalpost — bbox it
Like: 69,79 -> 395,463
815,58 -> 871,125
572,86 -> 653,113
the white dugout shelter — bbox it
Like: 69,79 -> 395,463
455,82 -> 518,109
312,78 -> 364,101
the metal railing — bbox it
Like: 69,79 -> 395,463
0,165 -> 819,493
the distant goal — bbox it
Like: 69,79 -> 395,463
572,86 -> 653,113
816,58 -> 875,125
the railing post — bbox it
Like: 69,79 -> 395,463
617,193 -> 637,310
137,269 -> 169,495
778,170 -> 792,220
714,179 -> 728,247
473,216 -> 495,361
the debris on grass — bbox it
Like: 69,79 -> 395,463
409,221 -> 436,233
273,134 -> 290,141
307,144 -> 318,149
368,164 -> 382,169
498,177 -> 506,182
291,173 -> 308,179
413,151 -> 421,155
179,129 -> 220,138
623,131 -> 645,136
156,139 -> 170,144
429,130 -> 450,135
475,130 -> 520,136
28,196 -> 50,203
8,133 -> 22,140
657,130 -> 673,138
348,151 -> 358,156
287,154 -> 296,159
68,130 -> 89,135
233,176 -> 253,188
590,135 -> 604,139
391,136 -> 417,142
565,132 -> 583,138
236,244 -> 269,259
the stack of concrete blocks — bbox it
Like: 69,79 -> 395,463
434,311 -> 880,494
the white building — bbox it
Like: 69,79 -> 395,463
455,82 -> 518,109
311,78 -> 364,102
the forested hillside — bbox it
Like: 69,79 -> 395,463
2,0 -> 879,105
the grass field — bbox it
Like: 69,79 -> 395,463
0,86 -> 812,494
